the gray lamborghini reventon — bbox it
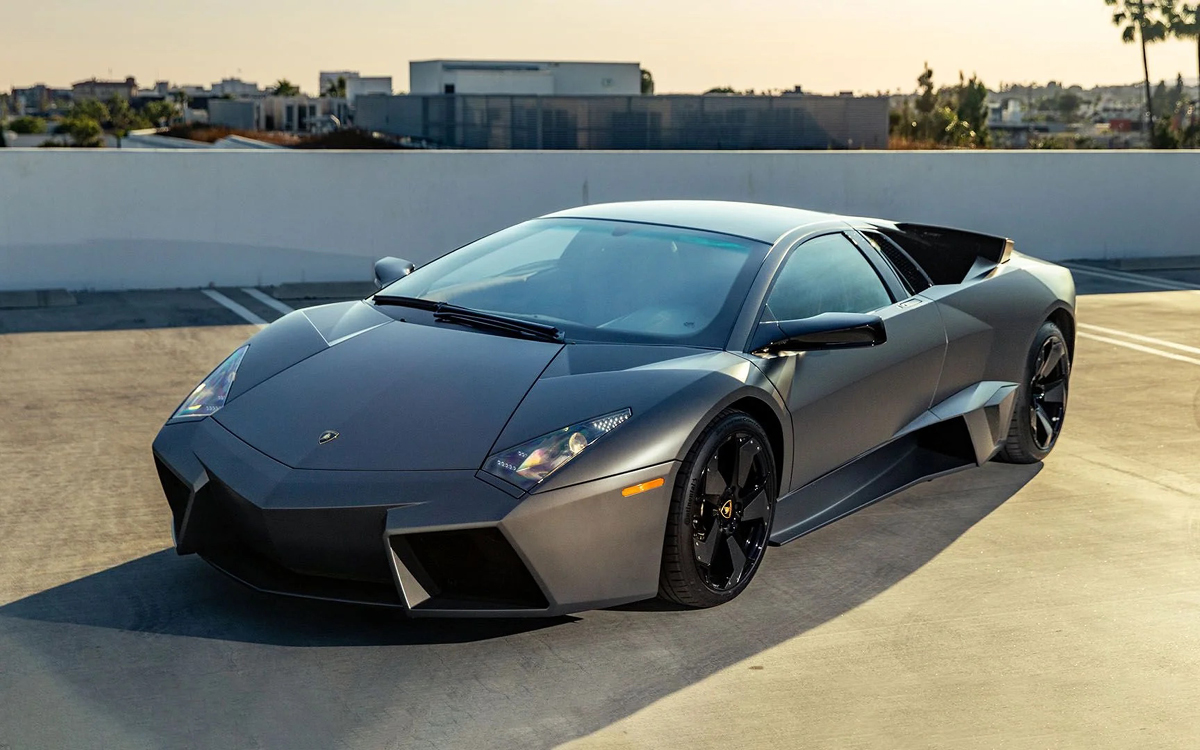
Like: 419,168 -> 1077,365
153,200 -> 1075,617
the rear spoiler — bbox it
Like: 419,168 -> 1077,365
870,222 -> 1014,286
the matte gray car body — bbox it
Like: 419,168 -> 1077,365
152,200 -> 1076,617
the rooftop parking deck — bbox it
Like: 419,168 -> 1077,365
1,265 -> 1199,748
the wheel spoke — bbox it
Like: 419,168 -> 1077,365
741,489 -> 768,521
703,454 -> 727,497
1036,340 -> 1066,380
1042,381 -> 1066,405
726,536 -> 748,586
735,438 -> 756,488
1034,404 -> 1055,444
695,517 -> 723,567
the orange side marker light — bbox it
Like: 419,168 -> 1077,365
621,477 -> 665,497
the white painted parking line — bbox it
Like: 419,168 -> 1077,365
240,287 -> 295,316
1062,263 -> 1200,293
1078,323 -> 1200,357
201,289 -> 268,327
1078,331 -> 1200,367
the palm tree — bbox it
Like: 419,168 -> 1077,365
1164,3 -> 1200,114
272,79 -> 300,97
324,76 -> 347,98
171,90 -> 190,124
1106,0 -> 1169,128
640,69 -> 654,95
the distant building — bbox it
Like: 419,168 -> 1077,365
409,60 -> 641,96
72,77 -> 138,101
256,96 -> 350,133
318,71 -> 393,104
356,93 -> 887,149
347,77 -> 391,104
212,78 -> 261,97
11,84 -> 72,115
209,99 -> 258,130
987,99 -> 1024,127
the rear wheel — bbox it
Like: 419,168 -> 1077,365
659,410 -> 777,608
999,321 -> 1070,464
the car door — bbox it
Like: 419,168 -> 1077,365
750,231 -> 947,491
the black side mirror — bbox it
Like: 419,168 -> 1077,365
750,312 -> 887,355
374,257 -> 417,289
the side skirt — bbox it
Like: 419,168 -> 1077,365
770,382 -> 1017,546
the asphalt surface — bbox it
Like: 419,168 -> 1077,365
1,267 -> 1199,749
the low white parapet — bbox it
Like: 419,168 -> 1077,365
0,149 -> 1194,291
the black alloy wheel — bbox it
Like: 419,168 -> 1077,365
1029,336 -> 1069,452
999,321 -> 1071,464
691,433 -> 771,591
659,410 -> 777,608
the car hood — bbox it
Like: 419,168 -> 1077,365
214,305 -> 563,471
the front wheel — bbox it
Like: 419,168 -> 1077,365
658,410 -> 777,608
998,321 -> 1071,464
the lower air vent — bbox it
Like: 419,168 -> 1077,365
154,457 -> 192,538
390,529 -> 548,610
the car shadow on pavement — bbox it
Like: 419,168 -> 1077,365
0,550 -> 572,647
0,462 -> 1040,750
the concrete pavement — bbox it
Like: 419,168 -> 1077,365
1,277 -> 1199,749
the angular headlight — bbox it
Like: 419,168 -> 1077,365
171,345 -> 248,420
483,409 -> 631,492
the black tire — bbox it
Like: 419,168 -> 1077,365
659,409 -> 778,608
998,321 -> 1071,464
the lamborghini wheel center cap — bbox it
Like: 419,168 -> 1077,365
720,499 -> 734,519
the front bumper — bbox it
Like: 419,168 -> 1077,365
152,418 -> 676,617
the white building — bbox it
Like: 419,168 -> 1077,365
319,71 -> 393,104
408,60 -> 642,96
212,78 -> 260,97
257,96 -> 350,133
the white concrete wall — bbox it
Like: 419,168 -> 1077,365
550,62 -> 641,95
0,149 -> 1196,291
452,69 -> 554,96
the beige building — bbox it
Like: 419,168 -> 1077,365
72,77 -> 138,101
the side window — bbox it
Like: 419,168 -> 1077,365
764,233 -> 893,321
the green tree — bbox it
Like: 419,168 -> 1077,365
324,76 -> 347,98
1164,3 -> 1200,109
641,68 -> 655,95
272,79 -> 300,96
891,66 -> 992,148
106,95 -> 150,148
62,116 -> 104,147
915,65 -> 937,114
142,100 -> 176,127
71,99 -> 110,124
1057,92 -> 1084,121
954,72 -> 991,146
9,116 -> 47,134
1106,0 -> 1169,128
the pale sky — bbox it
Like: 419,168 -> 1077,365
5,0 -> 1200,95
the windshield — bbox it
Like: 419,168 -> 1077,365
377,218 -> 769,347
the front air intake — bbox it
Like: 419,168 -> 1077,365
389,529 -> 548,610
154,456 -> 192,539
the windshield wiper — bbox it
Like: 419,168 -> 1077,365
373,295 -> 562,343
371,294 -> 440,311
433,305 -> 563,343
